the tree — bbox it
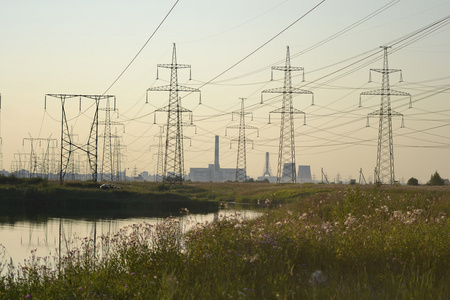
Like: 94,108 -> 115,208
428,171 -> 445,186
407,177 -> 419,186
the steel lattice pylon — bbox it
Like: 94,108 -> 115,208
101,98 -> 113,181
23,135 -> 57,179
146,43 -> 200,184
359,46 -> 412,185
155,126 -> 165,182
99,97 -> 124,181
261,46 -> 313,184
45,94 -> 115,184
226,98 -> 258,182
112,128 -> 125,181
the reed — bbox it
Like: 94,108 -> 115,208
0,184 -> 449,299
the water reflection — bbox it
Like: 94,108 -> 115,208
0,208 -> 261,273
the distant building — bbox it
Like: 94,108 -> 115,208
281,163 -> 296,182
188,135 -> 243,182
298,165 -> 312,183
257,152 -> 277,183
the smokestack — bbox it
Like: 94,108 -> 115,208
263,152 -> 271,177
214,135 -> 219,171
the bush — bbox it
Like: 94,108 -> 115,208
407,177 -> 419,186
427,171 -> 445,186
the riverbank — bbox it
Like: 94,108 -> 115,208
0,177 -> 222,222
1,183 -> 448,299
0,176 -> 331,222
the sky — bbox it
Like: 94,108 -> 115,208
0,0 -> 449,184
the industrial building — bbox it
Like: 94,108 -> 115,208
188,136 -> 243,182
298,165 -> 313,183
257,152 -> 277,183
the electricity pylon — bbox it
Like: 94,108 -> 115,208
359,168 -> 367,185
45,94 -> 114,183
13,152 -> 28,177
261,46 -> 313,184
226,98 -> 259,182
23,135 -> 58,178
359,46 -> 412,185
155,126 -> 165,182
321,168 -> 329,184
99,97 -> 124,181
112,128 -> 125,181
146,43 -> 200,184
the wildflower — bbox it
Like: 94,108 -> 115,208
249,254 -> 259,263
25,295 -> 31,299
309,270 -> 327,285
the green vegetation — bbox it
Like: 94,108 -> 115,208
427,171 -> 445,186
0,184 -> 448,299
0,176 -> 220,221
407,177 -> 419,186
0,178 -> 331,222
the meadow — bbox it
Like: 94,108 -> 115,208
0,183 -> 449,299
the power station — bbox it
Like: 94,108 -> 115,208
188,136 -> 244,182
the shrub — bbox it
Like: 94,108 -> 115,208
407,177 -> 419,186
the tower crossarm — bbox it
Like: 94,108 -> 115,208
269,107 -> 306,125
153,105 -> 193,124
272,66 -> 304,72
370,68 -> 402,74
261,87 -> 314,104
367,109 -> 403,117
99,121 -> 125,133
360,89 -> 410,97
270,107 -> 305,114
154,105 -> 192,113
147,85 -> 200,93
230,137 -> 254,148
262,87 -> 313,95
360,89 -> 412,108
157,63 -> 191,69
226,124 -> 259,130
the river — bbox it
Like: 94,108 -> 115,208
0,207 -> 260,274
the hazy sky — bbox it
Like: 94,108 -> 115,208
1,0 -> 449,183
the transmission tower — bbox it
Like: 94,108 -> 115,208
49,139 -> 59,179
112,128 -> 125,181
154,126 -> 165,182
321,168 -> 329,184
45,94 -> 114,184
359,168 -> 367,185
359,46 -> 412,185
261,46 -> 313,184
226,98 -> 259,182
13,152 -> 28,177
146,43 -> 201,184
23,135 -> 58,178
99,98 -> 124,181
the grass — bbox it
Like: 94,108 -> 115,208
0,177 -> 220,221
0,184 -> 449,299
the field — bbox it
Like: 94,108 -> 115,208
0,182 -> 449,299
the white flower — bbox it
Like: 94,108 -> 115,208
309,270 -> 327,285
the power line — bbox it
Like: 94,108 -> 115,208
102,0 -> 181,96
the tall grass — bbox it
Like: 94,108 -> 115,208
0,185 -> 448,299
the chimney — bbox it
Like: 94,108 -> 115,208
214,135 -> 220,171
